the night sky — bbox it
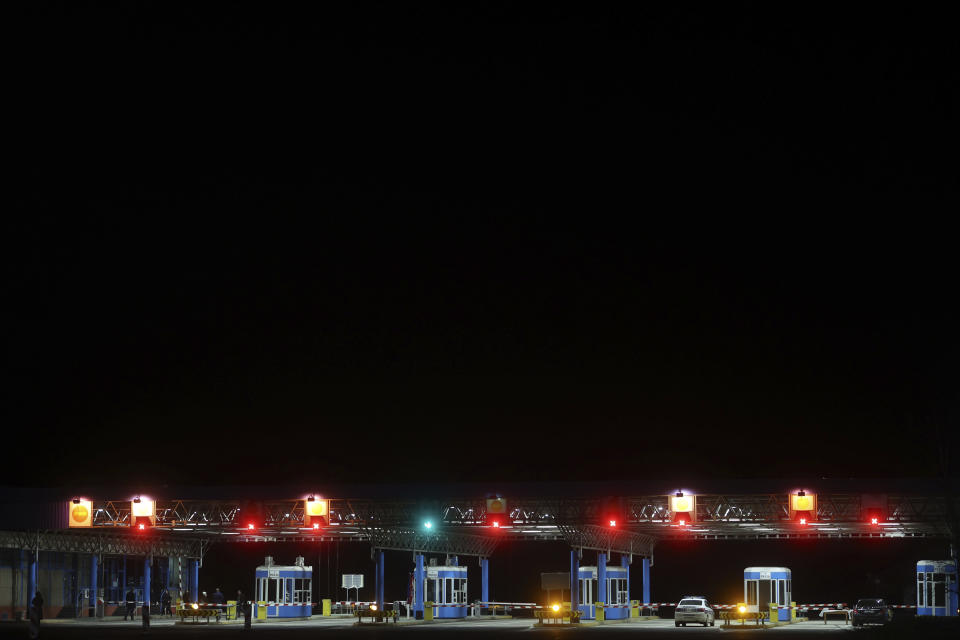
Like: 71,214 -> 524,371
7,3 -> 957,492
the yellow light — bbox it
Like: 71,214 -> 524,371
68,499 -> 93,528
370,604 -> 378,611
305,498 -> 328,517
791,493 -> 814,512
191,603 -> 199,610
739,606 -> 746,613
552,604 -> 560,612
670,495 -> 692,513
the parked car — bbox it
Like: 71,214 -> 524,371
851,598 -> 892,626
675,596 -> 715,627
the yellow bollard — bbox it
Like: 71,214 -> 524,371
322,599 -> 331,616
596,602 -> 605,622
630,599 -> 639,618
424,601 -> 434,621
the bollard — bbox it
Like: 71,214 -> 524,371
142,606 -> 150,633
243,601 -> 252,630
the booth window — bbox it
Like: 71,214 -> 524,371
454,579 -> 467,604
747,580 -> 758,605
777,579 -> 786,605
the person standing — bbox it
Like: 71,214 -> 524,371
212,587 -> 225,621
124,587 -> 136,621
160,588 -> 171,617
29,591 -> 43,639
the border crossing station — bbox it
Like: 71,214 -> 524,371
1,480 -> 958,629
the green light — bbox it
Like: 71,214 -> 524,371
423,521 -> 433,529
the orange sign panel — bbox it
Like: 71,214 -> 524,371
68,500 -> 92,527
790,494 -> 815,512
305,498 -> 328,517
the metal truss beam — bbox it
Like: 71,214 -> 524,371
0,529 -> 204,557
360,527 -> 499,557
69,492 -> 959,542
557,525 -> 656,557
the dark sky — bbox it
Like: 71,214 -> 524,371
7,3 -> 957,489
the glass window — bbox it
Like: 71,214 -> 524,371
445,578 -> 453,604
917,573 -> 924,581
786,579 -> 791,597
926,581 -> 933,608
425,579 -> 436,603
747,581 -> 758,605
778,579 -> 786,605
917,579 -> 923,607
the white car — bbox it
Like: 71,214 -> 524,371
674,596 -> 715,627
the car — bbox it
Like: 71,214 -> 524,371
674,596 -> 715,627
850,598 -> 893,626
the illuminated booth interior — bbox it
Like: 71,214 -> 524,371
578,565 -> 628,620
423,562 -> 468,619
744,567 -> 792,621
917,560 -> 957,616
255,556 -> 312,619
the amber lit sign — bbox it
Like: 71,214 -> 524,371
304,497 -> 329,528
305,498 -> 328,517
68,500 -> 93,527
670,495 -> 693,513
790,494 -> 814,512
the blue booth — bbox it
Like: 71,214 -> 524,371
917,560 -> 957,617
578,564 -> 629,620
254,556 -> 312,619
424,563 -> 468,618
744,567 -> 792,621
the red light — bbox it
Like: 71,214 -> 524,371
138,523 -> 145,530
313,523 -> 320,530
678,519 -> 686,526
799,518 -> 807,525
871,517 -> 878,525
492,520 -> 500,528
247,523 -> 255,530
609,520 -> 617,527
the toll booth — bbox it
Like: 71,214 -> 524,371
744,567 -> 792,621
917,560 -> 958,617
578,565 -> 629,620
423,564 -> 467,619
254,556 -> 312,619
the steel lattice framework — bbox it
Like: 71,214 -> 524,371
0,529 -> 205,558
70,491 -> 959,548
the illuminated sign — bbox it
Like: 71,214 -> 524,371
670,495 -> 693,513
68,500 -> 92,528
788,492 -> 816,522
305,498 -> 328,517
486,497 -> 507,514
131,498 -> 156,525
669,494 -> 696,523
305,497 -> 328,528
